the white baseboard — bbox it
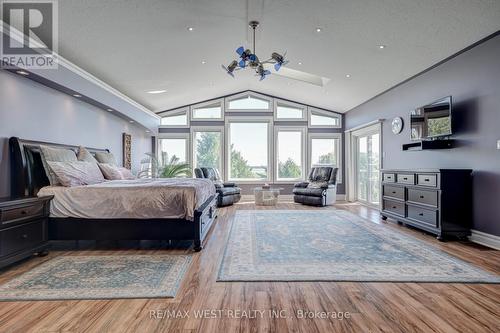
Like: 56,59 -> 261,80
239,194 -> 346,203
469,230 -> 500,250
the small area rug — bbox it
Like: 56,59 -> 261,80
218,210 -> 500,283
0,254 -> 191,301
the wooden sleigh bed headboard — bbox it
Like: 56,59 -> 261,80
9,137 -> 110,197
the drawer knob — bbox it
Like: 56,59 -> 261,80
21,210 -> 27,215
392,206 -> 397,209
420,195 -> 425,199
392,191 -> 397,194
403,178 -> 408,180
424,178 -> 430,181
418,213 -> 424,216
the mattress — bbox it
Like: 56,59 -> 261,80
37,178 -> 216,221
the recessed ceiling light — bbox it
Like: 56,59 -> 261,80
129,120 -> 134,123
16,70 -> 29,76
187,27 -> 194,31
146,130 -> 150,133
378,45 -> 386,49
107,108 -> 113,112
298,62 -> 303,65
315,27 -> 322,33
146,90 -> 167,94
201,60 -> 206,64
73,94 -> 82,98
345,74 -> 351,78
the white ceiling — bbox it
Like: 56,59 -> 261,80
57,0 -> 500,113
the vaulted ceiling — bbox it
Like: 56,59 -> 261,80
56,0 -> 500,113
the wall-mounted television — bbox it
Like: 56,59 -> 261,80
410,96 -> 452,141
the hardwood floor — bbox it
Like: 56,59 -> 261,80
0,202 -> 499,333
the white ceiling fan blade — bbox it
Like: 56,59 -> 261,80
264,64 -> 330,86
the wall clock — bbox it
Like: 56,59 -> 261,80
391,117 -> 404,134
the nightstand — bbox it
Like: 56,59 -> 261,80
0,196 -> 53,269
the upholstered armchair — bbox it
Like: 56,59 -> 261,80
293,167 -> 338,206
194,167 -> 241,207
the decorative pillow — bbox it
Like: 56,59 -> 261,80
77,146 -> 98,163
98,163 -> 123,180
40,145 -> 78,185
95,152 -> 117,165
47,161 -> 105,187
118,167 -> 136,180
308,181 -> 329,189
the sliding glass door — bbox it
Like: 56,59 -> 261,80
355,131 -> 380,206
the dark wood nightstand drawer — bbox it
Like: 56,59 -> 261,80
383,185 -> 405,200
417,174 -> 438,187
383,199 -> 405,217
383,173 -> 396,183
0,220 -> 46,257
407,205 -> 438,228
0,203 -> 44,224
396,173 -> 415,185
408,188 -> 438,207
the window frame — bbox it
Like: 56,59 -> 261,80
224,91 -> 273,113
307,132 -> 343,183
273,99 -> 307,121
157,133 -> 191,166
190,126 -> 225,176
308,107 -> 342,129
274,126 -> 307,183
159,107 -> 190,128
224,116 -> 274,183
190,98 -> 225,121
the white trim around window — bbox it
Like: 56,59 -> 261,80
224,91 -> 273,112
307,132 -> 343,183
308,107 -> 342,129
159,107 -> 190,128
157,133 -> 191,165
190,126 -> 225,176
274,126 -> 307,183
273,98 -> 308,121
190,98 -> 224,121
224,116 -> 274,183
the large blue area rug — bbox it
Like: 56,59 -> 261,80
218,210 -> 500,283
0,254 -> 191,301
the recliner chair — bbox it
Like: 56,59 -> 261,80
194,167 -> 241,207
293,167 -> 338,206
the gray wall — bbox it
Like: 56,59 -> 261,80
345,35 -> 500,236
0,70 -> 152,197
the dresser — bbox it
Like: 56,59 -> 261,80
380,169 -> 472,240
0,196 -> 53,269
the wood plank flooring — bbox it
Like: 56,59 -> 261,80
0,202 -> 499,333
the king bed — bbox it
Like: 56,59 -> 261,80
9,137 -> 218,251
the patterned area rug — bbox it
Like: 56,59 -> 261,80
218,210 -> 500,283
0,254 -> 192,301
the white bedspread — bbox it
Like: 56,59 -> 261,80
37,178 -> 216,221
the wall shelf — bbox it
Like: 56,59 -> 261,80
402,139 -> 454,151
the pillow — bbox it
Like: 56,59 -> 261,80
118,167 -> 136,180
77,146 -> 98,163
95,152 -> 117,165
308,181 -> 329,189
40,145 -> 78,185
47,161 -> 105,187
98,163 -> 123,180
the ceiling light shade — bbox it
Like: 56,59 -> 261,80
146,90 -> 167,94
129,120 -> 134,123
16,70 -> 29,76
73,94 -> 82,98
107,108 -> 113,112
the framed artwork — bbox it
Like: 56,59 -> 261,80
122,133 -> 132,169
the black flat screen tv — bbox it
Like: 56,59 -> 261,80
410,96 -> 452,140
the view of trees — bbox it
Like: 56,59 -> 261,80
317,152 -> 336,166
230,144 -> 255,178
195,132 -> 220,169
278,158 -> 301,179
